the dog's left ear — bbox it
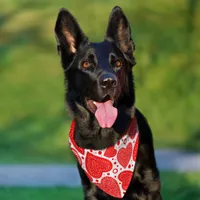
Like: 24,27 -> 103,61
105,6 -> 135,66
54,8 -> 88,68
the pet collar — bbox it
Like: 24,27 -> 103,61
69,116 -> 139,198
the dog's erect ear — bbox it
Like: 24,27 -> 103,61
105,6 -> 135,66
54,8 -> 88,67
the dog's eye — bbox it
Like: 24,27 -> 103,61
114,60 -> 122,68
82,61 -> 90,69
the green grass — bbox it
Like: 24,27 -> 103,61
0,0 -> 200,163
0,188 -> 84,200
0,172 -> 200,200
161,172 -> 200,200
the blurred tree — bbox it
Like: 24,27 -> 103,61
186,0 -> 198,69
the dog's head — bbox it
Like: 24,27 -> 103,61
55,6 -> 136,129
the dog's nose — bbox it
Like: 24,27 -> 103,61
100,73 -> 117,89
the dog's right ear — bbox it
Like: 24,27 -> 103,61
105,6 -> 135,66
54,8 -> 88,68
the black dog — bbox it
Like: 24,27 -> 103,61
55,6 -> 162,200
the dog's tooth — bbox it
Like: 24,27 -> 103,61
93,101 -> 96,105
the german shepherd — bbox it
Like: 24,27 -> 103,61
54,6 -> 162,200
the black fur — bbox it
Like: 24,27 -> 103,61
55,6 -> 162,200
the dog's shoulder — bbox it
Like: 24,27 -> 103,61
135,108 -> 154,145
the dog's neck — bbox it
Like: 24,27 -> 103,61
74,105 -> 135,150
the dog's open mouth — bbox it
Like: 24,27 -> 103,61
86,95 -> 118,128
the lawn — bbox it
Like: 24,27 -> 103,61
0,172 -> 200,200
0,0 -> 200,163
0,188 -> 83,200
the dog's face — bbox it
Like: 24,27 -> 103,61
55,6 -> 136,128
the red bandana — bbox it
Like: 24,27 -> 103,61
69,116 -> 139,198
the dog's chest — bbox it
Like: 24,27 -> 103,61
69,117 -> 139,198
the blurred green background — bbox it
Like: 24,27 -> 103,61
0,0 -> 199,164
0,0 -> 200,199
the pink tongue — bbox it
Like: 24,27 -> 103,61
94,100 -> 118,128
